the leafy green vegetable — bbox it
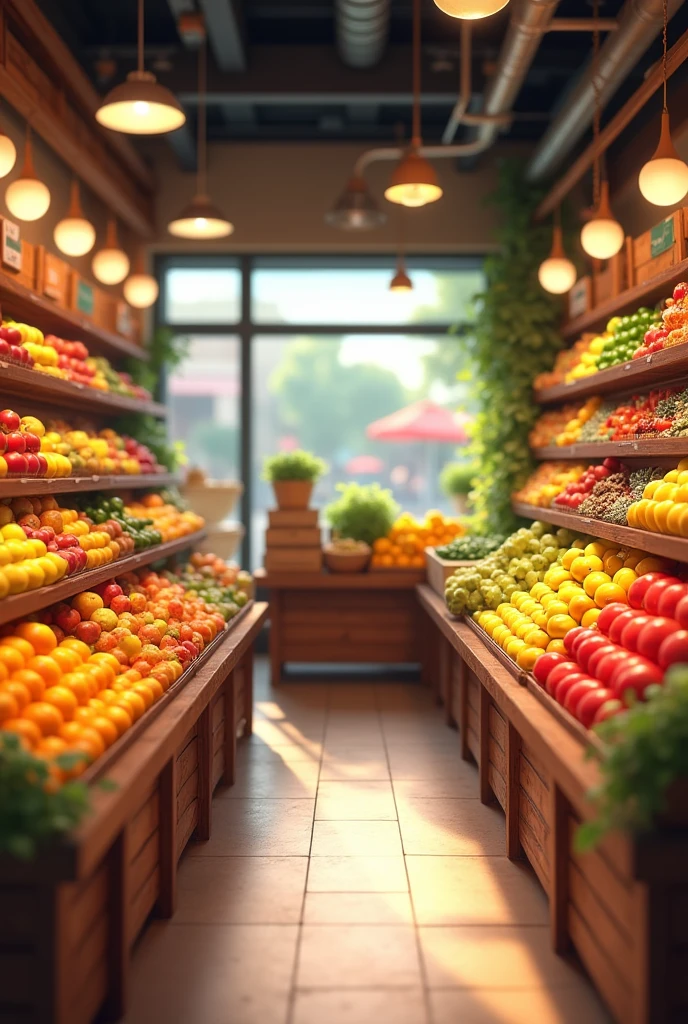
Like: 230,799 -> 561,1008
576,667 -> 688,851
263,450 -> 328,482
440,462 -> 476,497
325,482 -> 399,545
435,534 -> 505,561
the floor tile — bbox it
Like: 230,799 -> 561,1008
315,780 -> 397,820
397,798 -> 505,855
390,755 -> 476,784
393,777 -> 478,800
307,855 -> 408,892
249,718 -> 323,758
429,985 -> 612,1023
406,856 -> 548,926
123,923 -> 297,1024
293,989 -> 428,1024
321,750 -> 390,781
175,856 -> 308,924
297,925 -> 422,988
238,741 -> 321,764
218,760 -> 320,799
303,892 -> 414,925
419,925 -> 587,990
311,820 -> 403,856
188,798 -> 315,856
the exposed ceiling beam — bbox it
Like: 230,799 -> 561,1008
347,104 -> 380,124
198,0 -> 246,72
185,92 -> 456,106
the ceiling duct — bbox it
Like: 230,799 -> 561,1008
336,0 -> 390,69
527,0 -> 685,182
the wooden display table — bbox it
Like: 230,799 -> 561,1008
255,568 -> 425,681
0,602 -> 268,1024
418,584 -> 687,1024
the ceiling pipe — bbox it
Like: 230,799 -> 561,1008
527,0 -> 686,182
336,0 -> 391,69
443,0 -> 562,145
353,136 -> 497,178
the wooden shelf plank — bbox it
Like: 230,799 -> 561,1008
0,272 -> 148,362
255,567 -> 425,589
562,256 -> 688,342
0,361 -> 164,417
0,473 -> 178,498
534,344 -> 688,406
533,438 -> 688,461
0,528 -> 206,626
513,499 -> 688,563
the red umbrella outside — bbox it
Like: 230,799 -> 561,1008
344,455 -> 385,475
366,399 -> 471,443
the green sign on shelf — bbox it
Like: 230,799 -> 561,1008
75,280 -> 94,316
650,216 -> 675,259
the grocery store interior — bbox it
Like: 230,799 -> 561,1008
1,0 -> 688,1022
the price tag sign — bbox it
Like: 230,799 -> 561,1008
75,279 -> 94,316
568,277 -> 591,319
2,218 -> 22,271
650,216 -> 675,259
116,300 -> 134,338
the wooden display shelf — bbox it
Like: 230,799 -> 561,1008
0,528 -> 205,626
418,583 -> 688,1024
255,567 -> 425,589
533,437 -> 688,461
0,360 -> 165,417
0,601 -> 267,1024
0,271 -> 147,361
562,254 -> 688,342
535,343 -> 688,407
513,499 -> 688,563
0,471 -> 177,498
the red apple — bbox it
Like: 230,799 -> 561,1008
102,583 -> 123,606
56,534 -> 78,549
59,549 -> 79,574
577,687 -> 615,727
0,339 -> 9,359
608,608 -> 640,644
5,431 -> 25,453
587,643 -> 621,679
74,620 -> 101,644
657,630 -> 688,669
9,345 -> 22,362
620,614 -> 653,652
55,607 -> 81,632
613,660 -> 663,703
110,594 -> 131,615
4,451 -> 27,474
636,617 -> 680,663
628,572 -> 672,610
73,548 -> 87,570
24,453 -> 40,476
576,633 -> 611,671
35,454 -> 47,477
173,644 -> 192,663
532,652 -> 570,686
46,540 -> 59,552
564,678 -> 601,716
181,640 -> 199,658
34,527 -> 54,544
643,577 -> 685,616
597,603 -> 629,637
544,662 -> 581,696
675,594 -> 688,630
555,673 -> 596,706
592,698 -> 624,725
0,409 -> 19,433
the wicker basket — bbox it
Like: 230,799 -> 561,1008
323,545 -> 371,573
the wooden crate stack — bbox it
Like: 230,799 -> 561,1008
264,508 -> 323,572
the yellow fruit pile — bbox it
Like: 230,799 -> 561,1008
513,462 -> 586,507
371,510 -> 464,569
475,539 -> 668,671
554,396 -> 602,447
627,459 -> 688,536
564,333 -> 610,382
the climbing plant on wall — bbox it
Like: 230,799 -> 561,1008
467,161 -> 567,535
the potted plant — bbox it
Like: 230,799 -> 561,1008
263,450 -> 328,510
440,462 -> 476,516
325,482 -> 399,549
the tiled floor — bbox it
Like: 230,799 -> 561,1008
123,659 -> 611,1024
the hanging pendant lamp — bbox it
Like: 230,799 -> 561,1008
538,213 -> 576,295
580,0 -> 624,261
168,30 -> 233,238
96,0 -> 185,135
385,0 -> 442,208
326,176 -> 386,230
0,106 -> 16,179
638,0 -> 688,206
433,0 -> 509,19
54,180 -> 96,257
389,209 -> 413,291
124,254 -> 158,309
5,126 -> 50,222
92,217 -> 131,285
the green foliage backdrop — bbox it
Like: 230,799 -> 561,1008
467,162 -> 565,534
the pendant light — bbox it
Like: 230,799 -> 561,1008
433,0 -> 509,19
124,255 -> 158,309
580,0 -> 624,261
0,107 -> 16,179
95,0 -> 185,135
538,210 -> 577,295
54,179 -> 96,257
168,31 -> 233,238
5,126 -> 50,222
326,176 -> 386,230
638,0 -> 688,206
92,217 -> 131,285
390,210 -> 413,292
385,0 -> 442,208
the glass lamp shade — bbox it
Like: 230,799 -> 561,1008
433,0 -> 509,18
6,177 -> 50,222
93,247 -> 130,285
385,149 -> 443,208
123,272 -> 159,309
638,110 -> 688,207
326,177 -> 386,230
580,181 -> 624,260
96,71 -> 186,135
538,225 -> 577,294
54,216 -> 96,257
167,194 -> 234,239
390,266 -> 413,292
0,134 -> 16,178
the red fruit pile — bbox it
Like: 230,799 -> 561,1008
46,336 -> 95,387
605,391 -> 674,440
0,324 -> 33,367
532,572 -> 688,728
553,458 -> 621,510
0,409 -> 46,478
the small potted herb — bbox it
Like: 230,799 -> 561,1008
263,450 -> 328,510
440,462 -> 476,515
325,482 -> 399,549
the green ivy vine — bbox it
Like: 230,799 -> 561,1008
467,161 -> 566,535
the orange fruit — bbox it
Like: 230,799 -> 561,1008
89,714 -> 118,747
90,652 -> 122,675
22,701 -> 64,736
0,689 -> 19,721
139,677 -> 164,702
120,689 -> 146,720
95,689 -> 121,705
60,672 -> 91,706
12,669 -> 46,701
27,655 -> 62,687
594,582 -> 627,608
70,734 -> 104,764
71,592 -> 104,618
15,622 -> 57,655
50,647 -> 82,674
130,682 -> 154,710
60,720 -> 89,744
43,685 -> 78,721
2,716 -> 42,748
35,736 -> 69,759
72,706 -> 98,727
60,722 -> 105,760
86,658 -> 116,687
102,704 -> 131,738
1,636 -> 35,661
113,693 -> 139,721
0,646 -> 25,674
0,679 -> 31,710
60,638 -> 91,662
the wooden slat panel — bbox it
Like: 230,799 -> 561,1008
467,702 -> 479,738
488,762 -> 506,811
64,861 -> 108,953
128,789 -> 159,862
62,916 -> 108,1016
283,591 -> 415,612
519,740 -> 550,786
520,753 -> 550,822
488,704 -> 506,751
176,737 -> 199,792
282,625 -> 412,645
467,726 -> 479,763
0,887 -> 37,944
489,737 -> 506,778
569,904 -> 633,1024
213,720 -> 225,756
212,748 -> 225,790
567,818 -> 635,936
67,957 -> 107,1024
467,675 -> 480,714
177,799 -> 198,859
282,644 -> 419,663
129,867 -> 159,946
211,694 -> 225,731
177,769 -> 199,821
569,861 -> 633,986
282,609 -> 416,628
520,789 -> 550,890
129,830 -> 159,900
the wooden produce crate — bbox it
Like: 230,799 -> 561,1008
268,508 -> 319,528
265,527 -> 321,547
425,547 -> 474,596
35,247 -> 70,307
631,208 -> 688,288
264,546 -> 323,572
69,272 -> 96,321
568,276 -> 593,321
592,249 -> 626,307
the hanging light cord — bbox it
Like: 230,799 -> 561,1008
412,0 -> 421,146
397,206 -> 406,269
137,0 -> 144,74
662,0 -> 668,112
591,0 -> 601,208
197,32 -> 207,197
